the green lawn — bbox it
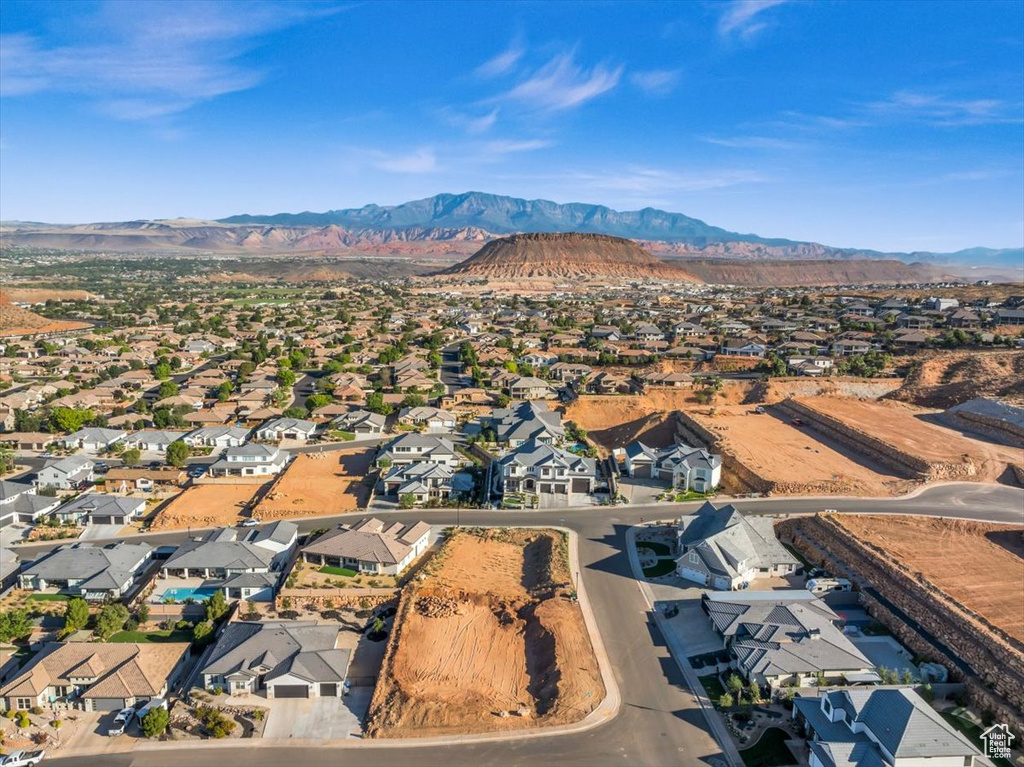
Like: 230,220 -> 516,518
739,727 -> 796,767
643,559 -> 677,578
698,674 -> 726,702
941,713 -> 1013,767
108,628 -> 194,644
27,593 -> 70,601
637,541 -> 672,556
319,565 -> 358,577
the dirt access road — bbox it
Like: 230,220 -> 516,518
366,528 -> 604,738
836,515 -> 1024,643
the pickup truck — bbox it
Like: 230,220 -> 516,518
0,751 -> 46,767
108,706 -> 135,736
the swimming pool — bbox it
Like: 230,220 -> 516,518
160,586 -> 220,603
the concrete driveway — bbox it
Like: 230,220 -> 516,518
78,524 -> 127,541
262,687 -> 373,740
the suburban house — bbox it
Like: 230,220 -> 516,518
300,518 -> 431,576
380,462 -> 465,504
331,409 -> 386,435
0,641 -> 190,712
123,430 -> 188,452
255,417 -> 318,443
488,401 -> 566,447
377,434 -> 461,467
35,456 -> 95,490
59,427 -> 128,451
619,441 -> 722,492
793,687 -> 980,767
51,493 -> 146,526
397,406 -> 457,432
208,444 -> 289,477
507,376 -> 557,400
201,621 -> 350,700
19,542 -> 153,601
0,480 -> 61,527
183,425 -> 251,448
103,467 -> 186,493
159,522 -> 297,601
497,439 -> 597,496
675,502 -> 801,590
703,591 -> 875,689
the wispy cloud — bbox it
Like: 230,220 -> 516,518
438,106 -> 499,135
494,51 -> 622,112
480,139 -> 553,157
630,69 -> 681,97
370,147 -> 438,174
0,1 -> 338,120
563,166 -> 766,194
864,90 -> 1022,126
475,39 -> 525,78
718,0 -> 788,41
703,135 -> 807,150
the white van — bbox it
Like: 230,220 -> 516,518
135,698 -> 167,722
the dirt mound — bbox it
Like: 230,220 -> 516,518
365,529 -> 603,738
0,293 -> 91,338
438,232 -> 699,281
889,350 -> 1024,408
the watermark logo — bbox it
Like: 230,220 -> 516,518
981,723 -> 1015,761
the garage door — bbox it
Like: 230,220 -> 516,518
319,683 -> 337,697
92,698 -> 126,712
273,684 -> 308,699
92,516 -> 113,525
633,464 -> 652,478
571,478 -> 590,493
678,567 -> 705,586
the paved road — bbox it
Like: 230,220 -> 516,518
35,482 -> 1024,767
440,342 -> 467,394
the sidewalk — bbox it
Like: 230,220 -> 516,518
625,524 -> 744,767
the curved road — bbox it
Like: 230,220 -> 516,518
39,482 -> 1024,767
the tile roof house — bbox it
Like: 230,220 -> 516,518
201,621 -> 351,700
19,541 -> 153,601
51,493 -> 147,526
300,518 -> 430,575
702,590 -> 874,689
793,687 -> 980,767
0,479 -> 61,527
0,641 -> 190,712
675,501 -> 800,590
498,439 -> 597,497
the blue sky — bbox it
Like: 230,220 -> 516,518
1,0 -> 1022,252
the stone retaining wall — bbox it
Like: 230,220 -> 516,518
777,515 -> 1024,734
781,399 -> 975,481
947,410 -> 1024,448
274,590 -> 397,611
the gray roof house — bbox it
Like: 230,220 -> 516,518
675,501 -> 800,590
620,441 -> 722,492
488,401 -> 566,447
380,462 -> 460,504
59,427 -> 128,451
35,456 -> 95,490
124,430 -> 188,452
794,687 -> 980,767
498,438 -> 597,497
208,443 -> 290,477
377,434 -> 461,467
159,521 -> 297,602
703,591 -> 874,689
0,480 -> 61,527
52,493 -> 146,526
201,621 -> 351,699
19,541 -> 153,601
330,409 -> 386,435
255,417 -> 318,443
301,518 -> 431,576
183,426 -> 251,448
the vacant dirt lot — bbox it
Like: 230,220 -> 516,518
836,515 -> 1024,643
254,448 -> 373,518
152,483 -> 265,530
1,287 -> 99,303
366,528 -> 604,738
689,405 -> 913,496
797,397 -> 1022,482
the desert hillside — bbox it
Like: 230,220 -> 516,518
437,232 -> 698,281
0,294 -> 90,337
666,258 -> 950,287
889,350 -> 1024,408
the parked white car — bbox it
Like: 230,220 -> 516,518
0,751 -> 46,767
108,706 -> 135,736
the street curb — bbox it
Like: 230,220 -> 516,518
625,524 -> 744,767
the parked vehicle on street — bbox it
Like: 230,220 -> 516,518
0,750 -> 46,766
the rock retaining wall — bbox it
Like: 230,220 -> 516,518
274,590 -> 397,612
776,515 -> 1024,734
947,410 -> 1024,448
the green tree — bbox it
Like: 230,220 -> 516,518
718,692 -> 734,709
121,448 -> 142,467
63,598 -> 90,635
726,673 -> 744,698
747,680 -> 762,704
281,406 -> 308,419
306,393 -> 332,410
166,440 -> 190,468
0,444 -> 14,476
398,493 -> 416,509
400,393 -> 426,409
49,406 -> 93,433
157,380 -> 179,399
205,590 -> 228,622
277,368 -> 296,388
141,706 -> 169,738
216,381 -> 233,402
193,620 -> 215,645
137,603 -> 150,624
153,362 -> 171,380
365,392 -> 393,415
0,609 -> 33,642
93,603 -> 129,639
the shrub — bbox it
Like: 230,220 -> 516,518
252,709 -> 265,721
141,706 -> 169,738
50,719 -> 62,729
124,618 -> 139,633
15,710 -> 30,728
29,706 -> 43,715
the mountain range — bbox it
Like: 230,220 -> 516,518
2,191 -> 1021,273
